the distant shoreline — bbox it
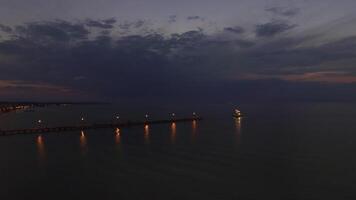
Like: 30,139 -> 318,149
0,102 -> 109,114
0,101 -> 108,105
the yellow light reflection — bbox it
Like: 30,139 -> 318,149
115,128 -> 121,144
234,117 -> 242,144
80,130 -> 87,154
144,124 -> 150,144
192,120 -> 197,132
171,122 -> 176,144
191,120 -> 197,143
36,135 -> 46,164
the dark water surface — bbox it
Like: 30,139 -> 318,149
1,103 -> 356,200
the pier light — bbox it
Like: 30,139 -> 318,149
145,114 -> 149,119
38,119 -> 42,124
144,124 -> 149,133
81,117 -> 85,121
193,112 -> 197,116
171,113 -> 175,117
115,115 -> 120,120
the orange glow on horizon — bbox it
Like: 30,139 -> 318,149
239,71 -> 356,84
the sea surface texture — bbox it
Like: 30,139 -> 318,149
1,103 -> 355,200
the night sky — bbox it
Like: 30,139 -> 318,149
1,0 -> 356,103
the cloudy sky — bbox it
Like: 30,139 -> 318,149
0,0 -> 356,103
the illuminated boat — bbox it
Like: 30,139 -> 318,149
233,109 -> 242,118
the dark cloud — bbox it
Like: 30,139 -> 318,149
100,30 -> 111,35
266,7 -> 300,17
233,39 -> 255,48
118,22 -> 131,30
14,20 -> 89,44
187,16 -> 203,21
255,21 -> 297,37
102,18 -> 117,25
1,19 -> 356,102
0,24 -> 12,33
117,20 -> 148,35
85,19 -> 114,29
234,36 -> 356,78
168,15 -> 177,23
224,26 -> 244,34
134,20 -> 145,28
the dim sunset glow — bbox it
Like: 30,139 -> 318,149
1,1 -> 355,199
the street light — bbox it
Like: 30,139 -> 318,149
37,119 -> 43,129
144,114 -> 149,124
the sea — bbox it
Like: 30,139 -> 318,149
0,102 -> 356,200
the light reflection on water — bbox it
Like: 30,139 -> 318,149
2,103 -> 355,200
36,135 -> 46,165
144,124 -> 150,144
170,122 -> 176,144
115,128 -> 120,144
234,117 -> 242,144
191,120 -> 197,143
80,130 -> 87,155
114,128 -> 123,154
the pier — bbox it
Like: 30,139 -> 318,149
0,117 -> 202,136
